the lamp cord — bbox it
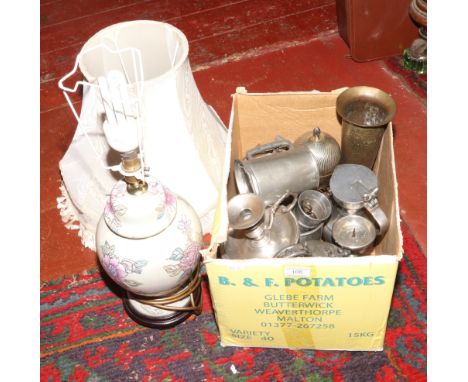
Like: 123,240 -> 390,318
133,262 -> 203,314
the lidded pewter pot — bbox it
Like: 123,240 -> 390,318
322,164 -> 388,251
295,127 -> 341,186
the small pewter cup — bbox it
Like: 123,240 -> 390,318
336,86 -> 396,169
294,190 -> 332,232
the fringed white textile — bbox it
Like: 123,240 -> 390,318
57,183 -> 97,250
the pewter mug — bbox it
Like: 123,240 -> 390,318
336,86 -> 396,169
234,136 -> 320,203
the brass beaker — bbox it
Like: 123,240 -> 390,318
336,86 -> 396,169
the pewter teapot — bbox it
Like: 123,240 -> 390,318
222,193 -> 300,259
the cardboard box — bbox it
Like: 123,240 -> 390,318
201,88 -> 403,351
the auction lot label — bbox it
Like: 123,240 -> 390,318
205,257 -> 398,350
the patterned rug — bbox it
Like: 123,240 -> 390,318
40,223 -> 426,381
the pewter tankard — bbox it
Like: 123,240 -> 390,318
336,86 -> 396,169
234,136 -> 320,203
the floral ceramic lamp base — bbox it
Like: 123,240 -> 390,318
96,177 -> 204,329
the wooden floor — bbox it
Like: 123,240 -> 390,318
40,0 -> 427,282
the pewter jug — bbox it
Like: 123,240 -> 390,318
234,136 -> 320,203
295,127 -> 341,186
222,193 -> 300,259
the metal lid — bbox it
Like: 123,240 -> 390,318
330,164 -> 378,210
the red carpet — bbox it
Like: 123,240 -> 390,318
40,223 -> 426,381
